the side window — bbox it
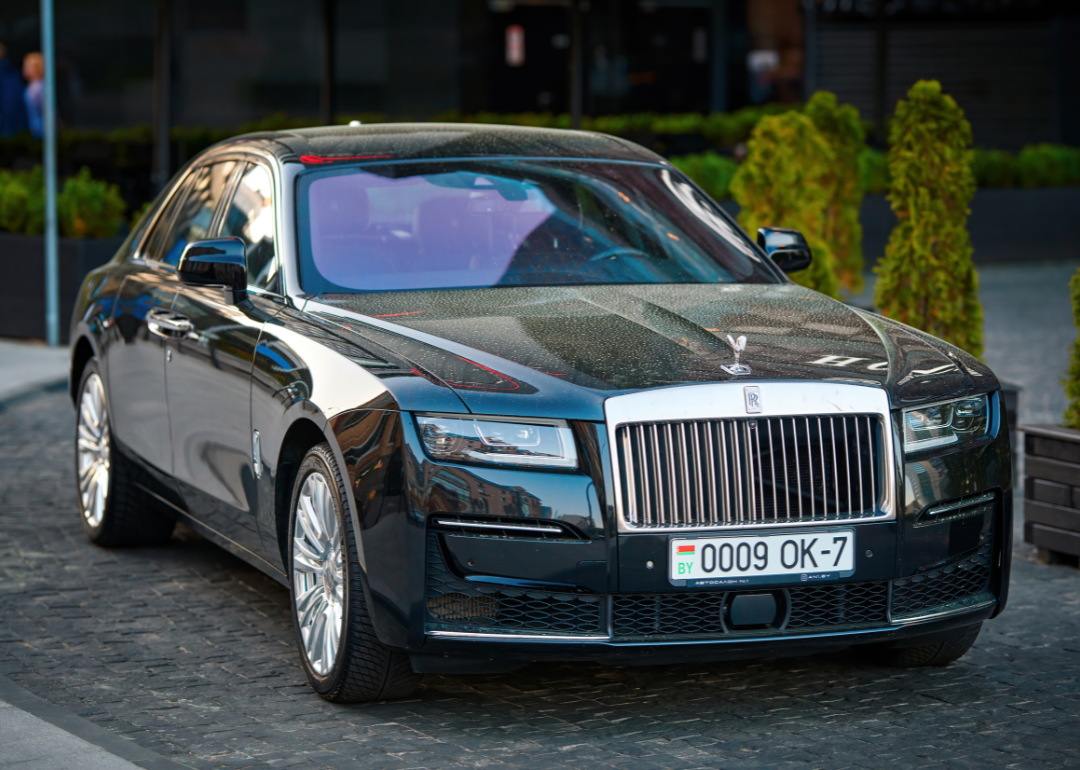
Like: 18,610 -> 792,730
146,161 -> 236,266
141,175 -> 194,261
221,163 -> 278,292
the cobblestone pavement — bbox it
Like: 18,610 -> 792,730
3,393 -> 1080,770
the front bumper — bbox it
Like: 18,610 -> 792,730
343,391 -> 1013,665
418,493 -> 1002,657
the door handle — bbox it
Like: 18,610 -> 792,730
147,309 -> 194,337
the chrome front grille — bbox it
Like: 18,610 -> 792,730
616,414 -> 885,529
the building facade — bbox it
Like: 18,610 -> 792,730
0,0 -> 1074,150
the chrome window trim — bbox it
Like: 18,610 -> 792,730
604,381 -> 897,533
133,164 -> 199,262
209,160 -> 245,236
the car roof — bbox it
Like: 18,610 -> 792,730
213,122 -> 669,165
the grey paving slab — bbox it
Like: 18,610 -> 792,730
0,698 -> 142,770
0,339 -> 69,406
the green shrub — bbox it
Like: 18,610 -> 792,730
0,169 -> 23,233
58,166 -> 126,238
0,167 -> 44,235
858,147 -> 889,194
1017,144 -> 1080,188
970,148 -> 1017,188
1064,268 -> 1080,430
730,111 -> 840,298
0,166 -> 124,238
873,80 -> 983,358
669,151 -> 739,200
805,91 -> 866,293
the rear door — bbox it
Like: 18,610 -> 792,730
106,172 -> 195,475
165,160 -> 282,558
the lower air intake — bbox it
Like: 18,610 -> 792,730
425,534 -> 603,635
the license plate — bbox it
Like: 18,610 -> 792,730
669,529 -> 856,588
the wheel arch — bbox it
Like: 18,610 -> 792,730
70,335 -> 97,404
273,417 -> 330,570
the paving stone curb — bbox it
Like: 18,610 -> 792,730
0,674 -> 193,770
0,377 -> 68,414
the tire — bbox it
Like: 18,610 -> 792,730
288,443 -> 422,702
858,622 -> 982,668
75,359 -> 175,547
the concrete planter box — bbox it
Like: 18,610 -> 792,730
0,232 -> 123,343
862,186 -> 1080,265
1022,424 -> 1080,566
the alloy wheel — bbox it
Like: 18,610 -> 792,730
292,471 -> 345,676
77,373 -> 111,528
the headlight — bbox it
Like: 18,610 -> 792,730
415,413 -> 578,469
902,395 -> 990,453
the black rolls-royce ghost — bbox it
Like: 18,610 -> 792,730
69,124 -> 1011,702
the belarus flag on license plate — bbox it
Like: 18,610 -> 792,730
677,545 -> 695,554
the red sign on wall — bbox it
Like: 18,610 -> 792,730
506,25 -> 525,67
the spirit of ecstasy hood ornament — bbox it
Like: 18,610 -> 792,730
721,334 -> 752,376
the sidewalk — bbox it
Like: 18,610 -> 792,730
0,699 -> 143,770
0,338 -> 69,406
0,676 -> 188,770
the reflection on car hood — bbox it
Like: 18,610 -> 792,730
309,284 -> 997,420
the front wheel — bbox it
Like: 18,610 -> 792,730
288,443 -> 421,702
857,622 -> 982,668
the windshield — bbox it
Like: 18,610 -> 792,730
296,159 -> 779,294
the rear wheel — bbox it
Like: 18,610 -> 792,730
75,360 -> 175,547
288,443 -> 421,702
857,622 -> 982,668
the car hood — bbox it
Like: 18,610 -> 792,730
307,284 -> 997,421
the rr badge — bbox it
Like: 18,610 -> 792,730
744,385 -> 762,414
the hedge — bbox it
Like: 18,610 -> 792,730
0,166 -> 126,238
0,105 -> 801,172
855,144 -> 1080,197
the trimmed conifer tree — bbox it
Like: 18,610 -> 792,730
730,111 -> 840,298
1064,269 -> 1080,430
804,91 -> 866,294
873,80 -> 983,358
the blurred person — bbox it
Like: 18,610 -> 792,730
23,52 -> 43,138
0,43 -> 28,136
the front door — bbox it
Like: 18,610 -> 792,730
165,160 -> 281,558
165,287 -> 268,554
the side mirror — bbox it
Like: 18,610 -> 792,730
178,238 -> 247,304
757,227 -> 813,274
